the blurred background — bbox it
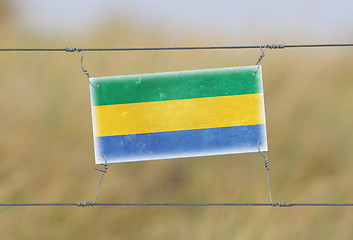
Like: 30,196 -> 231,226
1,0 -> 353,239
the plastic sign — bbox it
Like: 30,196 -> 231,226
90,66 -> 267,164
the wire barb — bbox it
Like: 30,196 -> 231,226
92,154 -> 108,206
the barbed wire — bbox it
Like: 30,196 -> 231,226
0,43 -> 352,52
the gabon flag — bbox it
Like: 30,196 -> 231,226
90,66 -> 267,164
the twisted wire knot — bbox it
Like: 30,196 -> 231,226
253,43 -> 286,75
81,65 -> 91,79
65,47 -> 82,52
273,202 -> 294,207
264,158 -> 269,170
65,47 -> 98,86
76,202 -> 93,207
266,44 -> 286,49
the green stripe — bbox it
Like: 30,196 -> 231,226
90,66 -> 262,106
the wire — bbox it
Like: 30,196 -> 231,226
256,143 -> 273,205
0,203 -> 77,206
94,203 -> 353,207
0,43 -> 353,52
92,155 -> 108,205
0,202 -> 353,207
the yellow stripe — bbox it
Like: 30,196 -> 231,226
93,94 -> 265,137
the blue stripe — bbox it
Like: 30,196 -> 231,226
94,124 -> 267,163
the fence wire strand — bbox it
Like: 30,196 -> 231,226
0,202 -> 353,207
0,43 -> 353,52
